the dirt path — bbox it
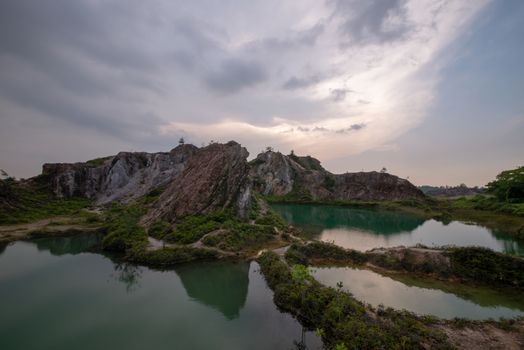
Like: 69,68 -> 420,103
146,232 -> 236,257
437,322 -> 524,349
0,216 -> 96,242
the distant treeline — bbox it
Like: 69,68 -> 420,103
418,184 -> 485,197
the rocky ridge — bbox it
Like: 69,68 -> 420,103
42,144 -> 197,205
39,142 -> 424,225
250,151 -> 424,201
141,141 -> 252,225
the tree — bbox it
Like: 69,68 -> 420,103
380,167 -> 387,173
265,146 -> 274,152
486,166 -> 524,202
178,137 -> 185,145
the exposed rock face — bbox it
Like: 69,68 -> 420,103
142,141 -> 252,225
250,151 -> 424,201
42,144 -> 198,204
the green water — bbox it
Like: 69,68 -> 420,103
0,236 -> 322,350
271,203 -> 524,255
312,266 -> 524,320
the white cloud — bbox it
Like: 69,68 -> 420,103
160,0 -> 491,159
0,0 -> 491,177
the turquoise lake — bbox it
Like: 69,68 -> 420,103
271,203 -> 524,255
0,236 -> 322,350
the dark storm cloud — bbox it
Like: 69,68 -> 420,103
0,0 -> 168,141
335,123 -> 366,133
330,88 -> 352,102
204,58 -> 268,94
248,23 -> 325,52
330,0 -> 411,45
282,74 -> 324,90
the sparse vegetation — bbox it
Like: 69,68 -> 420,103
101,202 -> 148,252
85,156 -> 112,167
258,251 -> 451,349
0,175 -> 92,225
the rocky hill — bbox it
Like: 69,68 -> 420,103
141,141 -> 252,225
250,151 -> 424,201
36,142 -> 424,225
42,144 -> 197,205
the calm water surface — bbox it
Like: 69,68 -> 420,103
312,266 -> 524,320
271,203 -> 524,255
0,236 -> 321,350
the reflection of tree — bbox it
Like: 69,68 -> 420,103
34,234 -> 101,256
0,242 -> 7,255
388,272 -> 524,311
112,263 -> 143,293
291,327 -> 307,350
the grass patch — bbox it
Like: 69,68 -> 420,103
0,176 -> 92,225
203,223 -> 277,252
164,211 -> 235,244
85,156 -> 112,167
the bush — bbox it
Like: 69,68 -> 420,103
285,242 -> 368,266
164,211 -> 233,244
447,247 -> 524,289
101,203 -> 148,252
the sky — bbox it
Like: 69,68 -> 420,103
0,0 -> 523,186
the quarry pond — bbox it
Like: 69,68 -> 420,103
311,266 -> 524,320
0,236 -> 321,350
271,203 -> 524,256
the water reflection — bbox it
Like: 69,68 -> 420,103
34,234 -> 101,256
112,263 -> 143,293
0,242 -> 7,255
312,266 -> 524,320
271,204 -> 524,255
175,261 -> 250,320
0,239 -> 322,350
271,204 -> 425,236
390,273 -> 524,311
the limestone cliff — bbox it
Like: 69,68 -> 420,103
250,151 -> 424,201
42,144 -> 197,204
39,143 -> 422,222
142,141 -> 252,225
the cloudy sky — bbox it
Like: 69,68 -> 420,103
1,0 -> 523,186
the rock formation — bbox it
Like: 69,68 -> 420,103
42,144 -> 197,204
142,141 -> 252,225
39,142 -> 423,224
250,151 -> 424,201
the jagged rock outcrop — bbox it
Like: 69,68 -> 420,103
142,141 -> 252,225
250,151 -> 424,201
42,144 -> 198,204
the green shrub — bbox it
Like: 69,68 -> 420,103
285,242 -> 368,266
203,223 -> 276,252
164,211 -> 234,244
148,220 -> 172,239
101,203 -> 147,252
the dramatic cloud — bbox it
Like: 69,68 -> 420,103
204,58 -> 267,94
0,0 -> 494,181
